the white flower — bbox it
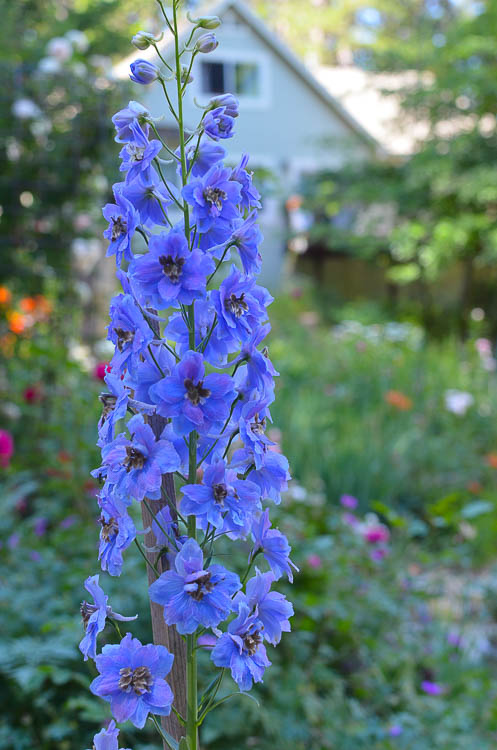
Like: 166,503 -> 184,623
37,57 -> 61,75
65,29 -> 89,52
444,389 -> 474,416
12,98 -> 41,119
46,36 -> 72,61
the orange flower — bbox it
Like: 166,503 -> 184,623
485,452 -> 497,469
285,194 -> 303,213
20,296 -> 37,313
467,480 -> 483,493
33,294 -> 52,316
7,310 -> 26,335
385,389 -> 413,411
0,286 -> 11,305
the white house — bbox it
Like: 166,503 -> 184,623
114,0 -> 384,285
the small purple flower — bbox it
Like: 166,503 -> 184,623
120,175 -> 174,227
421,680 -> 444,695
232,447 -> 290,505
196,32 -> 218,53
208,94 -> 239,118
180,459 -> 260,538
98,493 -> 137,576
90,633 -> 174,728
165,299 -> 231,366
212,265 -> 272,348
98,370 -> 129,447
119,121 -> 162,185
203,106 -> 236,140
87,720 -> 132,750
102,189 -> 138,265
230,154 -> 261,210
235,570 -> 293,645
182,164 -> 241,233
151,506 -> 177,548
250,509 -> 298,582
112,100 -> 150,142
238,397 -> 274,469
149,350 -> 236,436
129,230 -> 215,308
211,600 -> 270,691
340,494 -> 358,509
98,414 -> 181,502
236,323 -> 278,396
59,515 -> 77,529
125,344 -> 175,404
34,517 -> 48,537
129,59 -> 161,85
79,574 -> 137,661
181,137 -> 225,177
149,538 -> 241,634
229,213 -> 263,275
388,724 -> 403,737
108,293 -> 154,377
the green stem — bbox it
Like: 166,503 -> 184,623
172,2 -> 198,746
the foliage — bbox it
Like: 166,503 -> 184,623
2,288 -> 497,747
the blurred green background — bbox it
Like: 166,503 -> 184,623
2,1 -> 497,748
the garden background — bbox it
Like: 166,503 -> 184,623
2,0 -> 497,748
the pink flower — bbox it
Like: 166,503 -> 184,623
306,554 -> 322,569
23,385 -> 42,403
340,494 -> 358,509
93,361 -> 110,380
475,337 -> 492,356
363,524 -> 390,545
0,429 -> 14,468
421,680 -> 443,696
342,512 -> 360,527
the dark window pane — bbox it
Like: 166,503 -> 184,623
201,62 -> 225,94
235,63 -> 259,96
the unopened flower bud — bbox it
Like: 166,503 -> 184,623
131,30 -> 164,50
187,11 -> 222,29
181,66 -> 194,84
129,59 -> 161,85
208,93 -> 239,118
196,33 -> 219,54
196,15 -> 221,29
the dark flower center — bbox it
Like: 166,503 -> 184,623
203,186 -> 227,211
99,393 -> 117,422
251,414 -> 266,435
159,254 -> 185,283
213,483 -> 228,506
114,327 -> 134,352
184,378 -> 211,405
80,600 -> 95,627
111,216 -> 127,241
118,665 -> 153,695
243,630 -> 262,656
225,292 -> 249,318
126,143 -> 145,162
124,446 -> 146,471
99,515 -> 118,542
187,571 -> 213,601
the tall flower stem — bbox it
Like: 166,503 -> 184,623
170,0 -> 198,746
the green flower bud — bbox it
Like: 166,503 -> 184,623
131,30 -> 164,50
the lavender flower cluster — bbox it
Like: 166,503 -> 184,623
80,4 -> 295,746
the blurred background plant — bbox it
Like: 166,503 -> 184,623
2,0 -> 497,748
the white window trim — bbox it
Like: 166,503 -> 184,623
193,49 -> 271,110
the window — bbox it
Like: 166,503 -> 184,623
200,61 -> 261,98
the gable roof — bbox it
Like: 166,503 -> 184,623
114,0 -> 383,155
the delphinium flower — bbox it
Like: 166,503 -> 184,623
149,538 -> 241,634
79,575 -> 137,661
83,4 -> 294,747
90,633 -> 174,728
87,721 -> 132,750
